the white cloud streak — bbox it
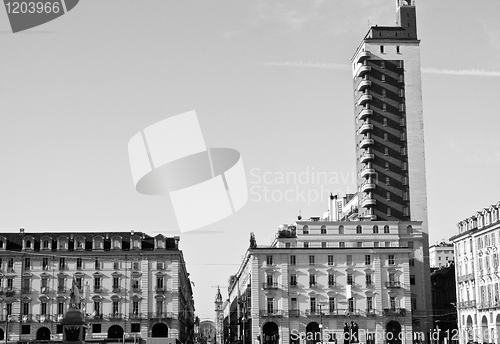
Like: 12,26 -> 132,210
260,61 -> 350,70
421,67 -> 500,77
261,61 -> 500,77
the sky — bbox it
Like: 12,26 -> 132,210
1,0 -> 500,321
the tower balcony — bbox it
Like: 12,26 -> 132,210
356,94 -> 372,106
361,197 -> 376,208
355,65 -> 371,78
358,123 -> 374,135
357,108 -> 373,121
355,51 -> 371,64
359,167 -> 376,178
356,79 -> 372,92
359,138 -> 374,149
360,181 -> 376,193
360,152 -> 374,163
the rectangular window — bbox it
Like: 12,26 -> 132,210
399,89 -> 404,97
58,302 -> 65,315
403,207 -> 409,216
94,277 -> 101,291
41,302 -> 47,315
329,297 -> 335,312
348,298 -> 354,312
408,241 -> 414,249
386,191 -> 391,200
321,242 -> 327,248
310,297 -> 316,312
381,74 -> 386,82
388,255 -> 395,265
366,274 -> 372,285
113,277 -> 120,291
76,258 -> 83,270
374,242 -> 379,247
357,242 -> 362,247
400,117 -> 406,126
290,255 -> 296,266
396,46 -> 400,54
290,274 -> 297,286
21,325 -> 30,335
24,258 -> 31,270
409,258 -> 415,266
367,296 -> 373,311
8,258 -> 14,269
156,300 -> 163,315
309,255 -> 315,265
266,255 -> 273,266
365,255 -> 371,265
309,274 -> 316,287
347,255 -> 352,265
390,296 -> 396,310
42,257 -> 48,270
93,324 -> 102,333
131,324 -> 141,333
385,177 -> 390,185
381,89 -> 386,97
22,302 -> 29,316
22,277 -> 30,293
267,298 -> 274,313
387,207 -> 391,216
133,262 -> 140,270
339,242 -> 345,248
403,191 -> 409,201
113,301 -> 119,315
401,162 -> 407,170
380,45 -> 385,54
95,258 -> 101,270
383,118 -> 388,126
59,257 -> 65,270
410,275 -> 416,285
347,273 -> 353,285
132,301 -> 139,316
328,255 -> 334,266
402,176 -> 408,185
291,298 -> 297,310
328,273 -> 335,286
381,61 -> 385,68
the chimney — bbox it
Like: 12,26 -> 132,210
329,194 -> 339,221
19,227 -> 25,235
174,236 -> 180,249
131,229 -> 135,236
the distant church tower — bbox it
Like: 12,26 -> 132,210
214,286 -> 224,344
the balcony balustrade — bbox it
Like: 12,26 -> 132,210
288,310 -> 300,317
357,79 -> 372,92
148,312 -> 176,319
355,65 -> 371,78
360,152 -> 374,163
359,138 -> 374,149
385,281 -> 401,288
262,282 -> 278,290
129,312 -> 143,320
383,308 -> 406,316
259,310 -> 283,317
355,51 -> 371,64
109,313 -> 123,319
356,94 -> 373,107
361,197 -> 376,208
358,123 -> 374,135
360,181 -> 376,193
357,108 -> 373,121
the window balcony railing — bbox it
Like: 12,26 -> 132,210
112,287 -> 121,293
366,309 -> 376,316
359,167 -> 375,178
40,287 -> 49,294
309,282 -> 318,288
57,287 -> 66,293
132,286 -> 141,293
359,138 -> 374,149
259,310 -> 283,317
357,108 -> 373,121
328,282 -> 336,287
129,312 -> 143,320
20,314 -> 33,322
109,313 -> 123,319
36,314 -> 50,322
288,310 -> 300,317
156,287 -> 168,293
385,281 -> 401,288
262,282 -> 278,290
148,312 -> 176,319
356,94 -> 373,107
355,65 -> 371,79
360,152 -> 374,163
21,287 -> 31,294
383,308 -> 406,316
356,79 -> 372,92
94,287 -> 102,293
289,283 -> 297,288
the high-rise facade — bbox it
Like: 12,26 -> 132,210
352,0 -> 427,226
0,229 -> 195,344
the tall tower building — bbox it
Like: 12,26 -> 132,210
352,0 -> 427,227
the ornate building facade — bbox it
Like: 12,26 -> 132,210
0,229 -> 195,344
224,219 -> 428,344
451,202 -> 500,344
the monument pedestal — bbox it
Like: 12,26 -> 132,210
62,304 -> 85,344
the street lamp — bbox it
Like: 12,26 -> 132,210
4,306 -> 8,344
318,303 -> 326,344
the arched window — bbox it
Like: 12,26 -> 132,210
339,225 -> 344,234
356,225 -> 362,234
384,225 -> 390,234
373,225 -> 379,234
303,226 -> 309,235
26,240 -> 31,249
407,225 -> 413,234
321,226 -> 327,234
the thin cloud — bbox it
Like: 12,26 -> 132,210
422,67 -> 500,77
261,61 -> 350,71
261,61 -> 500,77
